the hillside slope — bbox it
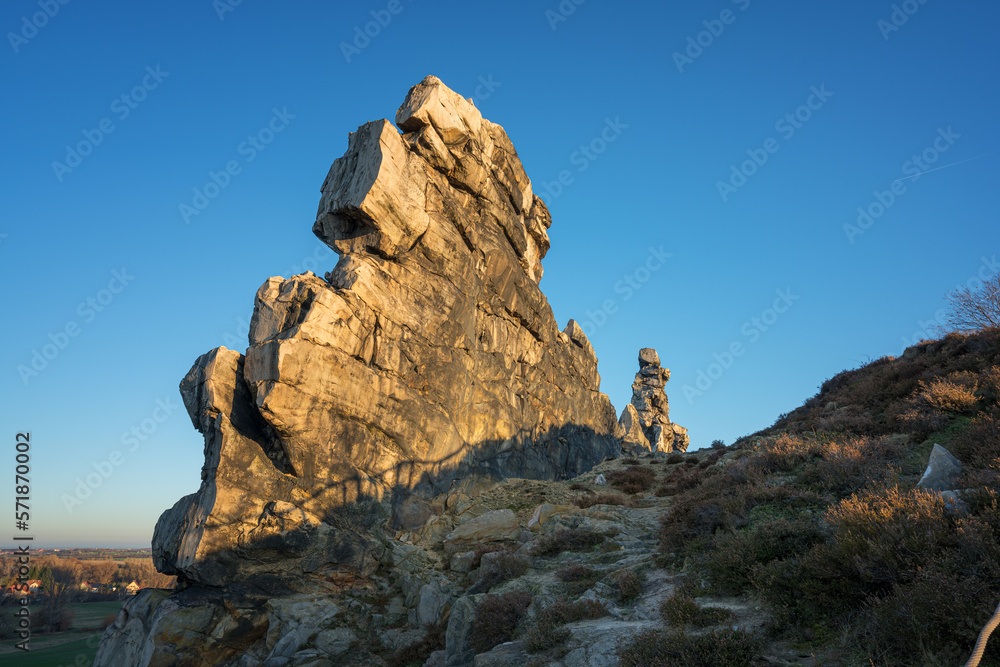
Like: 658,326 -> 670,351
93,330 -> 1000,666
652,329 -> 1000,665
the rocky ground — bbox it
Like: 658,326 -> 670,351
108,449 -> 833,667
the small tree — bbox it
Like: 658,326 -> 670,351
40,557 -> 82,633
944,275 -> 1000,333
85,558 -> 118,587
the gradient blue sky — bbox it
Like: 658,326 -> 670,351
2,0 -> 998,547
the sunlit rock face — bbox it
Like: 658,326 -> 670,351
151,75 -> 619,588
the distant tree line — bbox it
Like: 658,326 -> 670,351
0,554 -> 173,591
0,555 -> 174,635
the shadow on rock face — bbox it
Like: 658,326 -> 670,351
153,372 -> 618,590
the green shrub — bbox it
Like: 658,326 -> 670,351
547,597 -> 607,623
795,435 -> 907,497
978,365 -> 1000,404
658,477 -> 824,560
617,628 -> 762,667
749,555 -> 849,628
470,591 -> 533,653
658,488 -> 736,555
698,451 -> 724,469
656,329 -> 1000,662
756,433 -> 823,473
660,592 -> 700,626
750,485 -> 998,637
666,452 -> 685,464
823,486 -> 950,589
856,569 -> 1000,665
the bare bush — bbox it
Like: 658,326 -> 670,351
944,275 -> 1000,333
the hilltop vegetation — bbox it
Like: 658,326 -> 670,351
653,329 -> 1000,665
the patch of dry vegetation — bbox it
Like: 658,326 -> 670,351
532,528 -> 605,557
760,330 -> 1000,439
389,621 -> 446,667
655,329 -> 1000,665
606,466 -> 656,494
617,628 -> 763,667
614,567 -> 643,604
475,549 -> 530,591
523,598 -> 608,653
470,591 -> 533,653
573,492 -> 631,509
555,563 -> 599,596
660,592 -> 733,628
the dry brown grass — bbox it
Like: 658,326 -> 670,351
918,373 -> 979,414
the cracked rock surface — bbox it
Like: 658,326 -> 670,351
149,75 -> 618,590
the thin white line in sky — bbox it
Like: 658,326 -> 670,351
893,152 -> 997,184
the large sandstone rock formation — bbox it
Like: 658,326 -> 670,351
150,75 -> 619,589
618,348 -> 689,455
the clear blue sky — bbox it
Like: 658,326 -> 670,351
2,0 -> 998,547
